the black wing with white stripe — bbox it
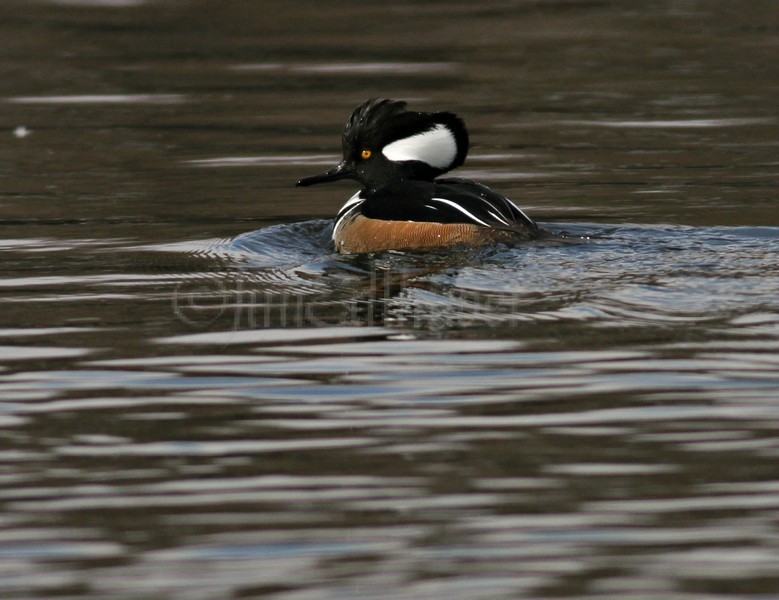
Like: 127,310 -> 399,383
359,178 -> 539,232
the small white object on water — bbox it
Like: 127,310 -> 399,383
14,126 -> 31,139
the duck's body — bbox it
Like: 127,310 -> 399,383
332,178 -> 539,254
297,99 -> 542,254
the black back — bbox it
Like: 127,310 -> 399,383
358,178 -> 539,232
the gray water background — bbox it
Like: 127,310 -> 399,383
1,1 -> 779,598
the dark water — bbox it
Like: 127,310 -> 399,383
2,1 -> 779,598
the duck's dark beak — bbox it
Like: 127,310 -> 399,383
296,161 -> 355,187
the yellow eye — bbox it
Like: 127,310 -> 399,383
360,149 -> 372,160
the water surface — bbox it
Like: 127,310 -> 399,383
1,1 -> 778,598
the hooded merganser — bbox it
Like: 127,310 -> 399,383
297,98 -> 543,254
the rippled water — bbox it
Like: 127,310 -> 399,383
2,1 -> 779,598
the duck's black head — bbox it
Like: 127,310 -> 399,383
296,98 -> 469,191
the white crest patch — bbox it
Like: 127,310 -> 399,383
381,124 -> 457,169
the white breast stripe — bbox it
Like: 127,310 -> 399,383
381,124 -> 457,169
429,197 -> 490,227
333,191 -> 365,241
338,191 -> 363,212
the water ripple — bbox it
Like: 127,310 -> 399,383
5,94 -> 185,105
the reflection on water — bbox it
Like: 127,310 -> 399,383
6,94 -> 186,105
1,0 -> 779,598
231,62 -> 459,75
